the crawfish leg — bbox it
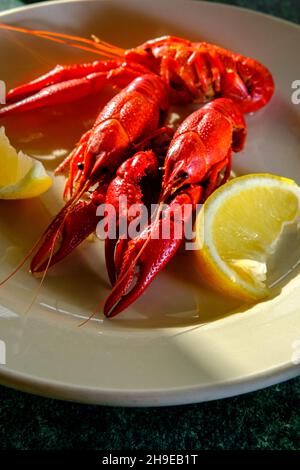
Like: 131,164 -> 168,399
55,130 -> 91,176
56,131 -> 93,201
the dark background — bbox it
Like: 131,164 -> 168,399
0,0 -> 299,450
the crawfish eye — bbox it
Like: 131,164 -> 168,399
77,162 -> 84,170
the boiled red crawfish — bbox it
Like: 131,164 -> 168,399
0,26 -> 272,317
29,73 -> 170,272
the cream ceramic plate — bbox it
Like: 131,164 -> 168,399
0,0 -> 300,406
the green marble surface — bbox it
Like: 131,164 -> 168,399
0,0 -> 299,450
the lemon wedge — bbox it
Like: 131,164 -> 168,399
195,174 -> 300,302
0,127 -> 52,199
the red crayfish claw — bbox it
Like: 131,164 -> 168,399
30,186 -> 107,273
